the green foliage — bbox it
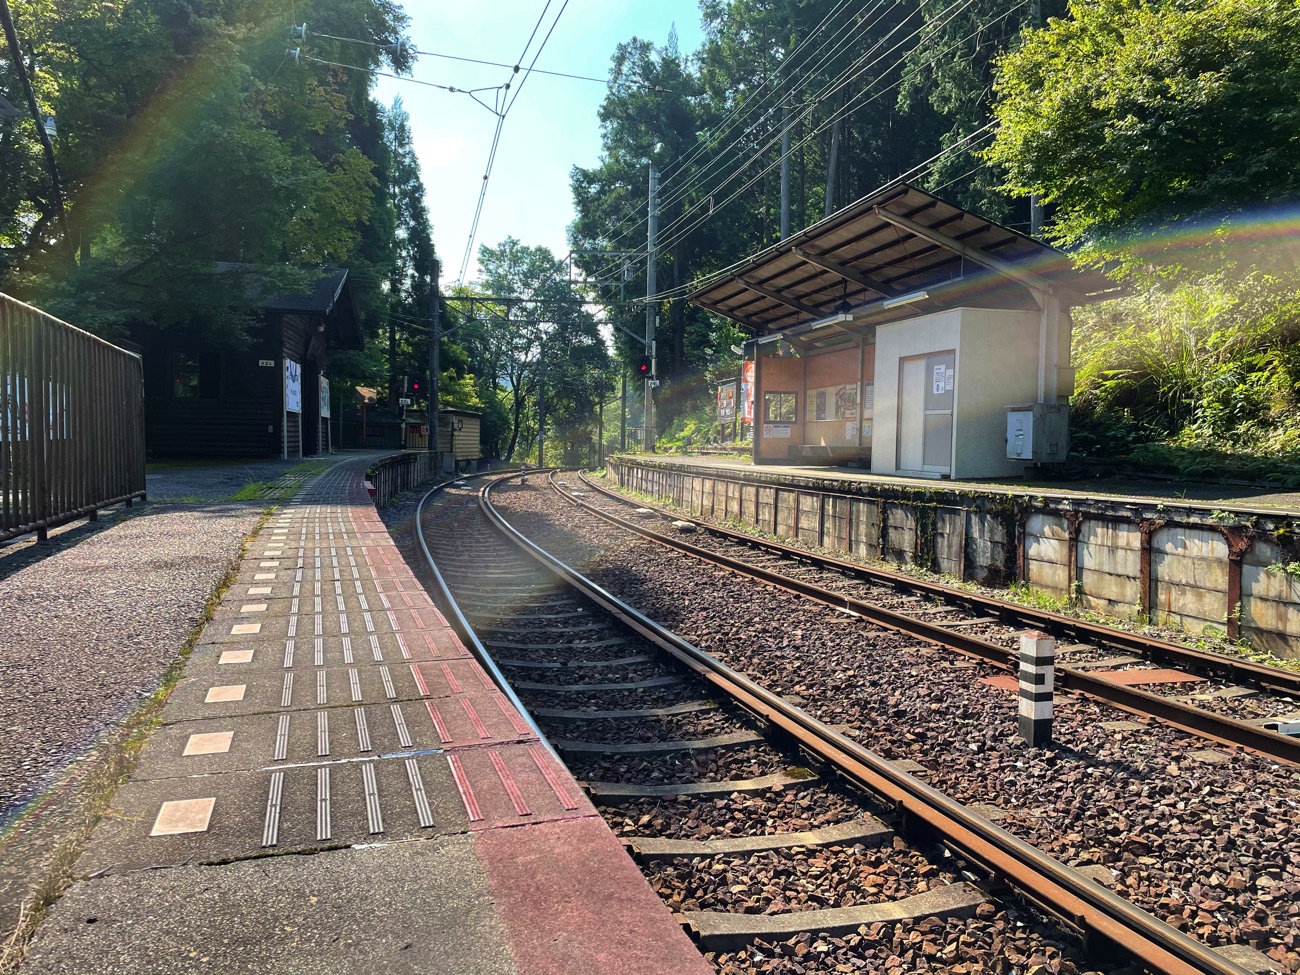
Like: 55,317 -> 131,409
987,0 -> 1300,254
1069,270 -> 1300,481
458,238 -> 612,464
0,0 -> 412,354
570,1 -> 1036,432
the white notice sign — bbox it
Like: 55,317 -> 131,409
945,367 -> 954,392
284,358 -> 302,414
762,424 -> 791,439
845,420 -> 857,441
933,364 -> 945,395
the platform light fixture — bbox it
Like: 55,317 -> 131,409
881,289 -> 929,309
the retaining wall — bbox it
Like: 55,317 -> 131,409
607,458 -> 1300,658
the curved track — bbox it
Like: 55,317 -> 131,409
410,472 -> 1255,975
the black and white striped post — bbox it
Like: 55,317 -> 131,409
1018,631 -> 1055,746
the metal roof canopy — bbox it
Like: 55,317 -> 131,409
689,182 -> 1116,343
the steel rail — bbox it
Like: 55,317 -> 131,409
577,473 -> 1300,697
562,473 -> 1300,766
413,471 -> 559,758
484,472 -> 1252,975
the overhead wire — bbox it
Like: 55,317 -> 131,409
455,0 -> 571,285
647,0 -> 986,256
641,0 -> 1023,281
586,0 -> 901,270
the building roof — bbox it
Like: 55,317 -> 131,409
215,263 -> 362,350
689,182 -> 1118,338
263,267 -> 352,316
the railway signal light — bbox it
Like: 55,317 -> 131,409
635,355 -> 652,378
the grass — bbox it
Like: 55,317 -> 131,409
0,514 -> 265,973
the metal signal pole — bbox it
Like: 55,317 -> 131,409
1029,0 -> 1044,238
429,258 -> 441,467
645,162 -> 659,451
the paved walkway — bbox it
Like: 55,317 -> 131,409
18,460 -> 709,975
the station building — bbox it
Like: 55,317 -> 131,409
135,266 -> 361,459
690,182 -> 1115,479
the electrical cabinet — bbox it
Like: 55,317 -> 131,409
1006,403 -> 1069,463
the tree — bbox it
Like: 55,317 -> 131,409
460,238 -> 610,463
382,95 -> 436,408
985,0 -> 1300,257
0,0 -> 413,349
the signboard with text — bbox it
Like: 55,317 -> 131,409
320,375 -> 330,418
284,358 -> 302,413
717,382 -> 737,423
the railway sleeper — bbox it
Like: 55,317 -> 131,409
555,729 -> 763,755
626,815 -> 892,862
682,882 -> 987,953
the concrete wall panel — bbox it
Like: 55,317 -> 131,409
966,514 -> 1013,584
885,503 -> 917,564
823,496 -> 849,552
1025,513 -> 1069,595
1151,527 -> 1228,633
797,492 -> 820,544
850,498 -> 882,559
1078,520 -> 1141,616
935,508 -> 965,577
775,489 -> 796,538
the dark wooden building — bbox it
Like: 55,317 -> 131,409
135,267 -> 362,458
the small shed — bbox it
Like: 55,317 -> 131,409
690,182 -> 1115,479
438,409 -> 482,470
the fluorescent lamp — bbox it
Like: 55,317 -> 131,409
881,290 -> 929,309
809,312 -> 852,330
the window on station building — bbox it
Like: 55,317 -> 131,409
763,391 -> 797,423
172,353 -> 199,399
172,351 -> 222,399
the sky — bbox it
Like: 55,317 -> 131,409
372,1 -> 705,288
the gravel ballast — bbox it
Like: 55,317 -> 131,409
494,482 -> 1300,973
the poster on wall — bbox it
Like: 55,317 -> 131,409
284,358 -> 302,414
717,382 -> 736,423
320,375 -> 331,418
762,423 -> 791,438
809,383 -> 859,421
740,361 -> 755,422
862,381 -> 875,413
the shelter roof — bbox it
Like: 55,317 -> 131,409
689,182 -> 1117,339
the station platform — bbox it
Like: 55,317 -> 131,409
617,453 -> 1300,518
19,458 -> 711,975
605,454 -> 1300,658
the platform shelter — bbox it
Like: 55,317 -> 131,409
690,183 -> 1115,479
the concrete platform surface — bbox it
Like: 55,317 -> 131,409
20,458 -> 711,975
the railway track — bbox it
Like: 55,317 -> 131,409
564,470 -> 1300,767
409,472 -> 1259,975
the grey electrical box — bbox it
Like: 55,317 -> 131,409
1006,403 -> 1070,463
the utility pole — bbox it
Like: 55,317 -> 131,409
428,258 -> 441,469
1029,0 -> 1044,238
620,374 -> 626,451
537,350 -> 547,466
0,0 -> 70,257
779,93 -> 791,239
824,117 -> 842,219
645,161 -> 659,451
